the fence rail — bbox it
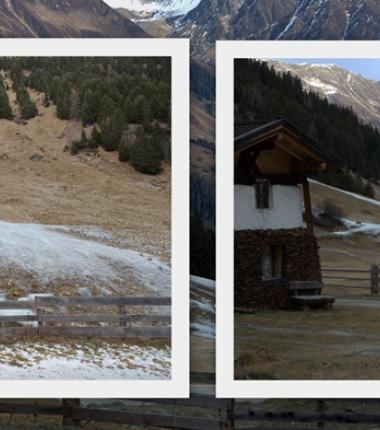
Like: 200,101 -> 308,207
1,398 -> 380,429
322,264 -> 379,295
0,295 -> 171,339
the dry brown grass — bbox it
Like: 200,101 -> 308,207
235,306 -> 380,380
0,83 -> 171,261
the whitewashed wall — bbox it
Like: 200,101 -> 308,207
234,184 -> 303,230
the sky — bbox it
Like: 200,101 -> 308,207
282,59 -> 380,82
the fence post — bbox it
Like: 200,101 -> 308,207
226,399 -> 235,430
62,399 -> 81,428
119,305 -> 127,327
35,296 -> 41,336
371,265 -> 379,295
316,400 -> 326,428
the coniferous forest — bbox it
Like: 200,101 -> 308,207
235,59 -> 380,196
0,57 -> 171,175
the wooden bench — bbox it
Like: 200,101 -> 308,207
289,281 -> 335,310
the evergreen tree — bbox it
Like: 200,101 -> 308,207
100,108 -> 124,152
81,89 -> 98,125
190,212 -> 215,279
130,129 -> 163,175
98,94 -> 117,123
0,79 -> 12,119
143,99 -> 153,128
118,143 -> 130,162
90,126 -> 102,148
16,86 -> 38,119
57,91 -> 70,120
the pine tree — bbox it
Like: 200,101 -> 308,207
143,100 -> 153,128
81,89 -> 98,125
16,86 -> 38,120
100,108 -> 124,152
98,94 -> 117,123
130,129 -> 163,175
89,126 -> 102,148
0,79 -> 12,119
118,143 -> 130,162
57,91 -> 70,120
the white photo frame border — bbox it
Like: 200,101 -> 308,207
0,38 -> 190,399
216,40 -> 380,399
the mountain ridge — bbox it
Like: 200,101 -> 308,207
0,0 -> 147,38
173,0 -> 380,60
269,60 -> 380,131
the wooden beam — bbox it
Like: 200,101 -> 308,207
303,178 -> 314,235
253,174 -> 305,185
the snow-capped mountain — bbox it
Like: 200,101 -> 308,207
105,0 -> 201,19
270,60 -> 380,131
0,0 -> 146,37
173,0 -> 380,60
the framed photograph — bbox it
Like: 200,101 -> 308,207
216,40 -> 380,398
0,38 -> 189,398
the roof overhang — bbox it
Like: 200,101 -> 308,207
234,119 -> 346,174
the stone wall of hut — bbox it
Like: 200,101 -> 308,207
234,228 -> 321,309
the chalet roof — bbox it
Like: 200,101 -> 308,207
234,118 -> 346,173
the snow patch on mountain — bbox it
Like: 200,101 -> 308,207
303,77 -> 338,95
104,0 -> 201,19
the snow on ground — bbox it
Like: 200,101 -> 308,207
0,293 -> 54,327
310,179 -> 380,208
334,218 -> 380,239
190,275 -> 215,291
0,221 -> 170,293
0,341 -> 170,380
190,276 -> 215,339
104,0 -> 201,19
190,322 -> 214,339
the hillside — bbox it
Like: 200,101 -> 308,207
0,61 -> 171,299
0,60 -> 172,379
270,61 -> 380,131
0,0 -> 146,37
311,180 -> 380,272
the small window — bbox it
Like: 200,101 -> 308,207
262,245 -> 283,280
255,179 -> 270,209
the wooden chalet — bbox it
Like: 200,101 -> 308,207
234,118 -> 346,309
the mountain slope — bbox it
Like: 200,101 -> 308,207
109,0 -> 201,20
270,61 -> 380,131
0,0 -> 147,37
174,0 -> 380,60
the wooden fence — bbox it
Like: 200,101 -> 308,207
1,398 -> 380,429
0,296 -> 171,339
322,265 -> 379,295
